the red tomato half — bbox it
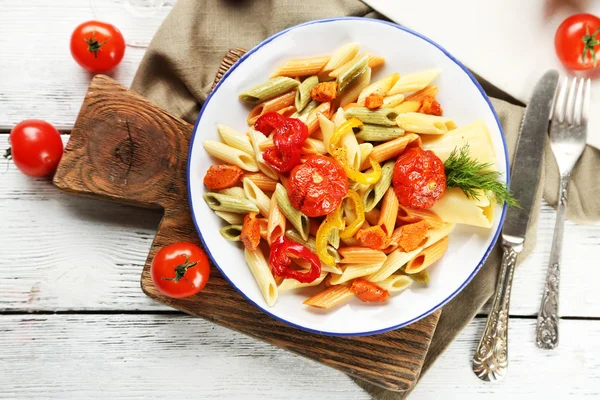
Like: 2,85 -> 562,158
9,119 -> 63,177
70,21 -> 126,73
555,13 -> 600,70
151,242 -> 210,299
288,155 -> 348,217
392,147 -> 446,210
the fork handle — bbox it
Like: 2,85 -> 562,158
536,175 -> 569,350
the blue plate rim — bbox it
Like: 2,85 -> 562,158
187,16 -> 509,337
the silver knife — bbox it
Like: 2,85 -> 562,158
472,70 -> 559,382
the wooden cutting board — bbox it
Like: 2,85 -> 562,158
52,49 -> 441,393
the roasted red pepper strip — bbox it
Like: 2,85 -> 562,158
269,235 -> 321,283
255,113 -> 309,173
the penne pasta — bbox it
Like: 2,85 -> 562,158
357,73 -> 400,105
219,186 -> 247,199
358,142 -> 373,166
354,124 -> 405,141
338,247 -> 387,264
336,53 -> 369,92
277,105 -> 296,118
322,42 -> 360,73
242,172 -> 278,193
365,208 -> 381,226
248,128 -> 279,180
244,248 -> 278,307
367,54 -> 386,69
302,138 -> 327,155
394,100 -> 422,114
247,90 -> 297,125
239,76 -> 300,104
219,225 -> 243,241
387,69 -> 440,95
363,160 -> 395,212
295,76 -> 320,113
215,211 -> 245,225
267,197 -> 286,245
376,275 -> 413,293
295,258 -> 342,275
344,106 -> 399,126
340,124 -> 361,170
203,140 -> 259,172
397,204 -> 445,230
243,178 -> 271,217
217,125 -> 254,155
338,66 -> 372,108
305,102 -> 332,135
405,236 -> 449,274
285,229 -> 340,263
275,184 -> 310,241
366,133 -> 421,167
430,187 -> 495,228
328,262 -> 383,285
395,112 -> 457,135
405,85 -> 438,102
278,271 -> 329,291
377,187 -> 399,237
367,247 -> 422,282
203,192 -> 259,214
318,112 -> 336,150
381,94 -> 405,108
274,56 -> 331,77
303,285 -> 355,309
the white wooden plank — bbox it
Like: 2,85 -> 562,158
0,315 -> 598,399
0,0 -> 148,127
2,136 -> 600,315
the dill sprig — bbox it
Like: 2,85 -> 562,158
444,144 -> 519,207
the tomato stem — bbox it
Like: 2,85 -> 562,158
582,26 -> 600,67
162,255 -> 198,282
85,31 -> 108,58
3,147 -> 11,160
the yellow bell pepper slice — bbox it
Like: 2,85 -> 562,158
340,190 -> 365,239
328,117 -> 362,154
316,205 -> 344,266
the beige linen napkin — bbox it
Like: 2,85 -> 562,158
131,1 -> 600,398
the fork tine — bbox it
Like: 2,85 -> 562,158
564,77 -> 578,126
573,78 -> 585,127
582,79 -> 591,127
553,76 -> 569,124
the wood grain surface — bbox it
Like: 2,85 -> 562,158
50,58 -> 440,392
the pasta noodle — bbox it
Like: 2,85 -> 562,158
397,204 -> 445,230
267,197 -> 286,245
275,184 -> 310,240
377,187 -> 399,237
338,247 -> 387,264
363,160 -> 395,212
239,76 -> 300,103
395,112 -> 457,135
376,275 -> 413,293
203,192 -> 259,214
354,124 -> 404,141
219,225 -> 243,241
366,133 -> 421,167
394,100 -> 422,114
244,248 -> 278,307
273,56 -> 331,77
344,106 -> 399,126
217,125 -> 254,155
215,211 -> 244,225
430,187 -> 495,228
322,42 -> 360,73
248,128 -> 279,179
243,178 -> 271,217
303,285 -> 355,309
278,271 -> 329,291
387,69 -> 440,95
381,94 -> 405,108
329,262 -> 383,285
247,90 -> 297,125
242,172 -> 278,192
203,140 -> 259,172
404,85 -> 438,102
405,236 -> 449,274
336,53 -> 369,92
295,76 -> 319,113
357,73 -> 400,105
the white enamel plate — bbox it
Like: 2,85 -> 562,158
188,18 -> 508,336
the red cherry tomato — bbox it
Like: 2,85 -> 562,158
392,147 -> 446,210
151,242 -> 210,299
70,21 -> 126,73
555,13 -> 600,70
255,112 -> 309,173
9,120 -> 63,177
288,155 -> 348,217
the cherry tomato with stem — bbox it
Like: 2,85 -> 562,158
555,13 -> 600,70
7,119 -> 63,177
151,242 -> 211,299
70,21 -> 126,73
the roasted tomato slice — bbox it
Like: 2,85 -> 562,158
392,147 -> 446,210
288,155 -> 348,217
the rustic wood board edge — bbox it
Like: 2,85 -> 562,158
51,51 -> 441,393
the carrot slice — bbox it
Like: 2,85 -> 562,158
398,220 -> 429,252
203,164 -> 244,190
364,94 -> 384,110
240,212 -> 261,251
311,82 -> 338,102
418,96 -> 443,116
350,278 -> 389,303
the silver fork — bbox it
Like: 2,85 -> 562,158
536,77 -> 590,350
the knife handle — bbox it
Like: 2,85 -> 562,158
472,239 -> 521,382
536,176 -> 568,350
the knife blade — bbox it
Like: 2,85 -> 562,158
502,70 -> 560,241
472,70 -> 559,382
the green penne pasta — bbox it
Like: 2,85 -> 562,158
285,230 -> 340,263
337,53 -> 369,92
344,106 -> 400,126
328,228 -> 340,250
219,225 -> 243,241
399,264 -> 430,283
355,124 -> 405,141
292,99 -> 320,118
203,192 -> 259,214
238,77 -> 300,104
295,76 -> 319,113
274,183 -> 310,241
363,160 -> 395,212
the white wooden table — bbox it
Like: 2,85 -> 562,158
1,1 -> 599,398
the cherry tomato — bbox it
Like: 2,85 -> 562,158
555,13 -> 600,70
70,21 -> 125,73
8,120 -> 63,177
392,147 -> 446,210
151,242 -> 210,299
255,113 -> 309,173
288,155 -> 348,217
